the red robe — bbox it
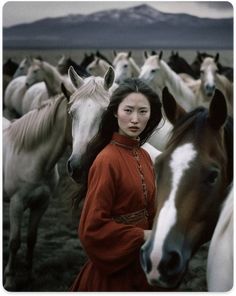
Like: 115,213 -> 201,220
71,133 -> 160,291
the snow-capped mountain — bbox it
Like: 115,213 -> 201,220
3,4 -> 233,49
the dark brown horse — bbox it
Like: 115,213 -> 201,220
140,87 -> 233,289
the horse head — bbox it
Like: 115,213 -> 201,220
13,56 -> 32,78
67,65 -> 115,182
139,51 -> 164,92
25,58 -> 44,87
112,51 -> 135,84
140,87 -> 232,288
200,54 -> 219,98
86,57 -> 110,77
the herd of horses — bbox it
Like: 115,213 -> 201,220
2,49 -> 233,291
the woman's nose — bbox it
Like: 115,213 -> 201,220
131,112 -> 138,123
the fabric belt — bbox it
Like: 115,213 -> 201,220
113,208 -> 148,225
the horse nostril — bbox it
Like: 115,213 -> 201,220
159,250 -> 182,277
67,160 -> 73,176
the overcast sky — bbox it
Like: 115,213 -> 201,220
2,1 -> 234,28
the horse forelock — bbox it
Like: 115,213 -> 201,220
69,76 -> 110,107
166,107 -> 207,149
8,94 -> 66,152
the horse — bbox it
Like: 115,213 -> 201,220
3,117 -> 11,129
139,51 -> 196,152
3,58 -> 19,77
191,51 -> 233,82
56,55 -> 90,77
3,58 -> 20,97
112,51 -> 140,84
22,59 -> 74,114
86,57 -> 111,77
13,56 -> 32,78
79,52 -> 95,71
186,54 -> 233,117
4,76 -> 29,117
66,65 -> 115,181
140,87 -> 233,290
139,51 -> 196,112
167,51 -> 197,79
206,184 -> 233,292
3,92 -> 72,290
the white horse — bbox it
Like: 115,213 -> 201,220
66,66 -> 115,181
66,65 -> 160,182
112,51 -> 140,83
3,93 -> 72,290
3,117 -> 11,129
187,55 -> 233,116
139,51 -> 196,111
4,76 -> 28,117
86,57 -> 111,77
13,56 -> 32,78
22,59 -> 73,114
207,184 -> 233,292
139,51 -> 200,151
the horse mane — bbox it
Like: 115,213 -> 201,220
8,94 -> 66,152
69,76 -> 110,106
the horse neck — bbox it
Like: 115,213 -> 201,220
159,60 -> 196,111
44,98 -> 70,171
216,74 -> 233,108
42,62 -> 63,96
129,58 -> 140,76
10,96 -> 69,171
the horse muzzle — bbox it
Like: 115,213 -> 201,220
67,157 -> 81,183
140,230 -> 191,288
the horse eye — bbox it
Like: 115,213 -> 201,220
123,64 -> 128,68
206,169 -> 219,185
151,69 -> 156,73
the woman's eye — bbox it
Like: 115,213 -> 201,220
140,110 -> 148,114
124,109 -> 132,113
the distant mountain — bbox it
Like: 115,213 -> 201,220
3,4 -> 233,49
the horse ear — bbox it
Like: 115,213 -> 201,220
215,53 -> 220,63
159,51 -> 163,60
104,66 -> 115,90
208,89 -> 227,129
68,66 -> 84,89
144,51 -> 149,59
61,82 -> 72,101
162,87 -> 186,124
128,51 -> 132,58
197,52 -> 203,63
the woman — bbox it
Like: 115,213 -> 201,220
71,78 -> 162,291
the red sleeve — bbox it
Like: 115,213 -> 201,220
78,152 -> 144,275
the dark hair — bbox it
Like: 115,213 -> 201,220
73,78 -> 162,208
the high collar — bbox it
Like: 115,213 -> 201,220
111,133 -> 140,150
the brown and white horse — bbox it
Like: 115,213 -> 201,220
140,88 -> 233,289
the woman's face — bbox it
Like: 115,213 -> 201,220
116,92 -> 151,139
